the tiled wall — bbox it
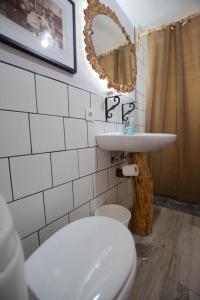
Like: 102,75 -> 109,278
0,37 -> 147,259
118,35 -> 147,131
131,36 -> 147,132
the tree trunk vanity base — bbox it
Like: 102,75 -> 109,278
128,153 -> 154,236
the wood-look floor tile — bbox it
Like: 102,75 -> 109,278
160,277 -> 200,300
133,206 -> 183,253
189,290 -> 200,300
168,213 -> 200,295
130,246 -> 172,300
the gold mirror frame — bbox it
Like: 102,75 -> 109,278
83,0 -> 137,93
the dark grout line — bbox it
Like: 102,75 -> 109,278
67,84 -> 70,117
28,113 -> 33,154
42,191 -> 47,225
0,60 -> 104,96
8,158 -> 14,201
0,145 -> 98,160
49,153 -> 54,187
34,74 -> 39,113
37,231 -> 41,246
9,162 -> 124,203
62,117 -> 67,150
20,178 -> 129,242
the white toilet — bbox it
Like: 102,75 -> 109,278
0,195 -> 137,300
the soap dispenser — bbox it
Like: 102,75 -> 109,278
124,117 -> 136,135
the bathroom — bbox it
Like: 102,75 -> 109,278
0,0 -> 200,299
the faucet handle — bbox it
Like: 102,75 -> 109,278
123,120 -> 129,127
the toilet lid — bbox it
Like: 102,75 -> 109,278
25,216 -> 136,300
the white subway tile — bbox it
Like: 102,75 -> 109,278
91,94 -> 105,121
10,154 -> 52,199
121,194 -> 132,210
93,169 -> 108,197
0,158 -> 12,202
22,233 -> 39,259
140,36 -> 147,52
78,148 -> 97,177
136,76 -> 146,96
36,75 -> 68,116
73,175 -> 93,208
137,47 -> 144,64
69,202 -> 90,223
51,150 -> 79,186
0,62 -> 36,112
68,86 -> 90,118
39,214 -> 69,244
136,93 -> 145,111
106,186 -> 118,204
44,182 -> 73,224
97,148 -> 111,171
0,111 -> 31,158
9,193 -> 45,238
137,59 -> 143,80
64,118 -> 87,149
30,114 -> 65,153
88,121 -> 105,147
127,179 -> 132,195
138,110 -> 145,126
108,166 -> 122,188
105,122 -> 117,133
136,125 -> 145,133
117,124 -> 123,133
90,193 -> 106,215
118,181 -> 127,203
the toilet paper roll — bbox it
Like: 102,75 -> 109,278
122,164 -> 139,177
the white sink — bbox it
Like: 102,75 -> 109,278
96,132 -> 177,153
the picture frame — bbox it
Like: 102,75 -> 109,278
0,0 -> 77,74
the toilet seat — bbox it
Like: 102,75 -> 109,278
25,216 -> 136,300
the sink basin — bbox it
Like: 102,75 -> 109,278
96,132 -> 177,153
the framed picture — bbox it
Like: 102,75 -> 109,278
0,0 -> 77,73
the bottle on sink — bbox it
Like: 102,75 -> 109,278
124,117 -> 136,135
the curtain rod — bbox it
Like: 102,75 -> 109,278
138,11 -> 200,38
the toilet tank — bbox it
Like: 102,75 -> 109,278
0,194 -> 28,300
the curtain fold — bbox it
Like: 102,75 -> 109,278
97,44 -> 133,86
146,15 -> 200,203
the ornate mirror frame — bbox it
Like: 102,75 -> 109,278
83,0 -> 137,93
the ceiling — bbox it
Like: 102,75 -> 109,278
116,0 -> 200,30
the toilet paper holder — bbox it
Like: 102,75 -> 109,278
116,168 -> 129,178
116,164 -> 139,178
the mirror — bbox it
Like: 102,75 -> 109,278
83,0 -> 137,93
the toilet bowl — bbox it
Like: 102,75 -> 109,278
0,195 -> 137,300
26,216 -> 137,300
0,195 -> 28,300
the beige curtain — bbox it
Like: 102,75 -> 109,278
146,15 -> 200,203
98,44 -> 133,85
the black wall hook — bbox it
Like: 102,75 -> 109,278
105,95 -> 121,122
122,102 -> 136,123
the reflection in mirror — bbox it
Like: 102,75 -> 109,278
92,15 -> 134,87
83,0 -> 137,93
